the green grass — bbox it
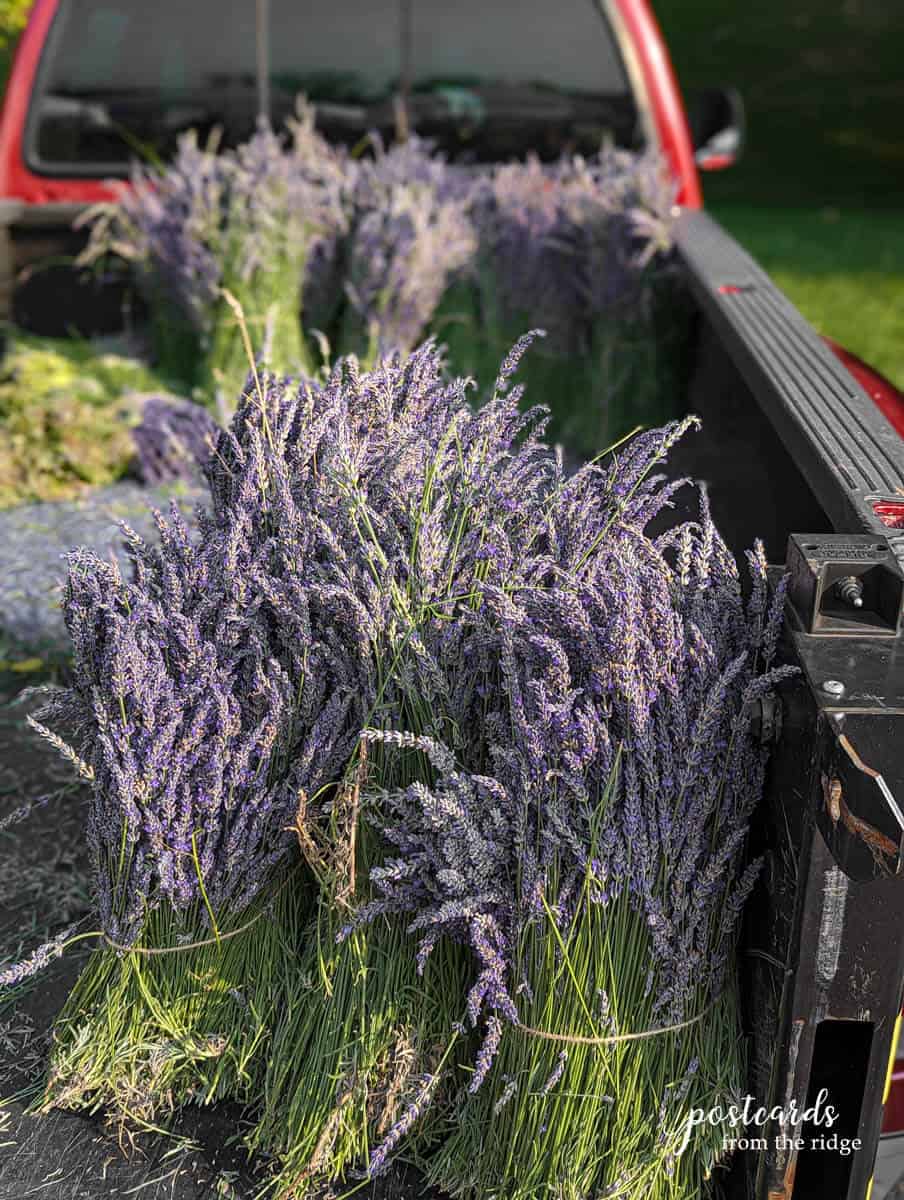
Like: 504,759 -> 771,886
654,1 -> 904,210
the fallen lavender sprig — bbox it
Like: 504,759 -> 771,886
369,1071 -> 441,1177
0,791 -> 58,833
0,925 -> 78,991
539,1050 -> 567,1094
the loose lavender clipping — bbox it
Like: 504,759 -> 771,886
0,925 -> 77,990
369,1071 -> 441,1177
540,1050 -> 568,1094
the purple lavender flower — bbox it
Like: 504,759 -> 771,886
0,925 -> 77,990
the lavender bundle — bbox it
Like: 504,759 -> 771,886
441,147 -> 684,452
79,103 -> 348,404
31,338 -> 504,1147
32,364 -> 390,1123
340,136 -> 477,359
203,111 -> 347,397
332,419 -> 792,1197
249,335 -> 570,1195
470,148 -> 675,348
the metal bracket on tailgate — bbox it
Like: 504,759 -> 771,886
673,210 -> 904,558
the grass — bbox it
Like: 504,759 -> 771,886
654,0 -> 904,210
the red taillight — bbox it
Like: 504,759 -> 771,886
874,501 -> 904,531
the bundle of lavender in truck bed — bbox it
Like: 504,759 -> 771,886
79,110 -> 686,456
1,331 -> 792,1200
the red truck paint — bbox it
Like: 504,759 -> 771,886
824,336 -> 904,442
0,0 -> 116,204
695,152 -> 735,172
873,501 -> 904,530
609,0 -> 703,208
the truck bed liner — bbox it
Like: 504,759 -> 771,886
674,210 -> 904,554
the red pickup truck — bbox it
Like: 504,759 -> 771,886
1,4 -> 903,1199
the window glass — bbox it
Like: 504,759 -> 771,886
27,0 -> 637,174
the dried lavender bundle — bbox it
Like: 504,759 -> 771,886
340,136 -> 477,359
337,420 -> 793,1197
34,362 -> 395,1122
202,109 -> 348,398
471,147 -> 675,349
249,334 -> 573,1195
442,146 -> 685,452
34,337 -> 514,1136
79,103 -> 348,403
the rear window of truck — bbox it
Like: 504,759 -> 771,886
24,0 -> 638,174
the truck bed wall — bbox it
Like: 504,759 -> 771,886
663,309 -> 833,566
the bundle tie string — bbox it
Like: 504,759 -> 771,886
515,997 -> 716,1046
101,911 -> 263,956
101,872 -> 296,956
